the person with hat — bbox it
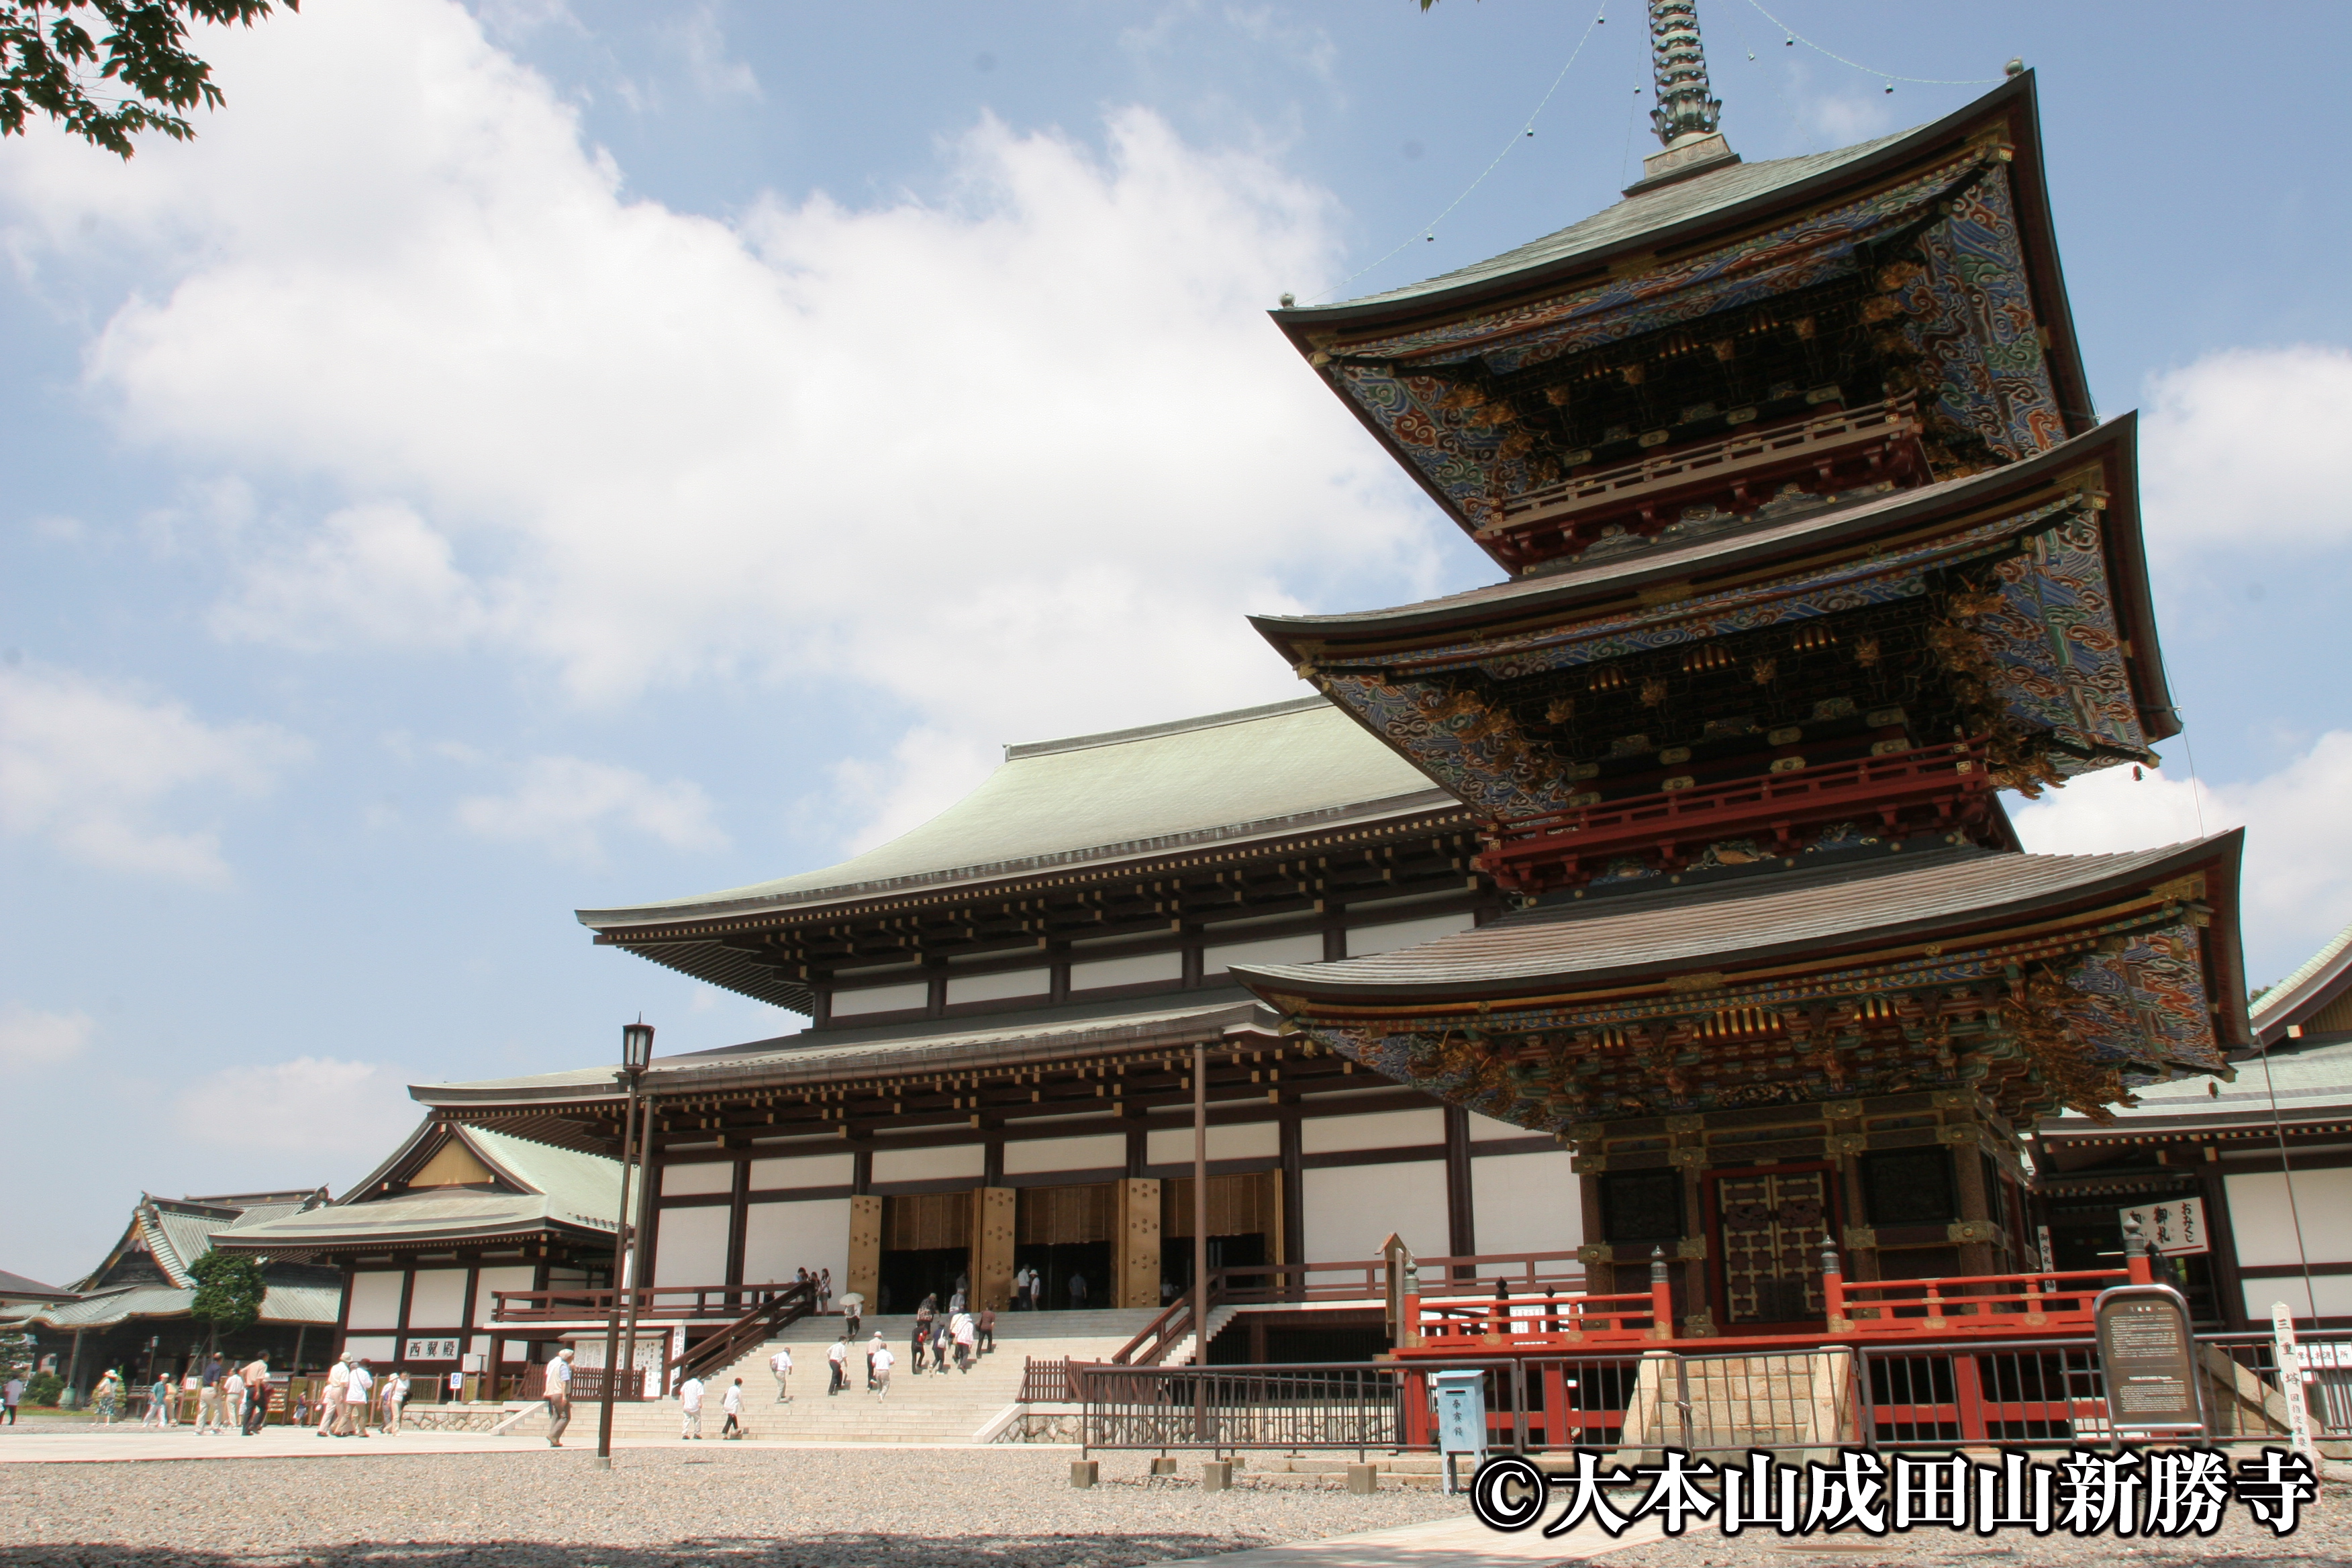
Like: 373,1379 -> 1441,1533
542,1348 -> 574,1447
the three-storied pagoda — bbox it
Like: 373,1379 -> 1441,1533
1227,20 -> 2251,1339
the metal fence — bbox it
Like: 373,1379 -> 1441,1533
1071,1330 -> 2352,1457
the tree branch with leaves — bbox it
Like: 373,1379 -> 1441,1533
2,1 -> 295,158
187,1249 -> 268,1349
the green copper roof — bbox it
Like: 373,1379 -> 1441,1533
580,697 -> 1447,929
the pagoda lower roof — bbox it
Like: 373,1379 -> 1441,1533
411,989 -> 1277,1112
1232,834 -> 2243,1020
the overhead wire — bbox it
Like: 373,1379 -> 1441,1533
1738,0 -> 2002,90
1299,4 -> 1611,305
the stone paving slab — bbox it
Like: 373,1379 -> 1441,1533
0,1426 -> 1039,1463
1153,1512 -> 1662,1568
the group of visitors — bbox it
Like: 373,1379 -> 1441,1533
906,1290 -> 993,1373
791,1267 -> 834,1314
1008,1265 -> 1087,1310
669,1369 -> 747,1439
309,1352 -> 408,1438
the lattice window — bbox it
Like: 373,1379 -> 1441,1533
1714,1169 -> 1828,1322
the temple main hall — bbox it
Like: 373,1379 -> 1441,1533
230,9 -> 2255,1395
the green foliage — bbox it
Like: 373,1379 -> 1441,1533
1,1 -> 296,158
26,1369 -> 63,1406
187,1249 -> 267,1339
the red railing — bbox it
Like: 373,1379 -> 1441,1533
490,1281 -> 804,1323
1475,740 -> 1991,892
1830,1266 -> 2129,1336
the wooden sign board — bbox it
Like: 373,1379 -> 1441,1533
2094,1283 -> 2206,1437
2118,1197 -> 2210,1257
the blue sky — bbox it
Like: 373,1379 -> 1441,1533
4,1 -> 2350,1285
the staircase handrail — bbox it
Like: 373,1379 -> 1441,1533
664,1276 -> 819,1389
1110,1275 -> 1223,1366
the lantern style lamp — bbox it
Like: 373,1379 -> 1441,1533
621,1019 -> 656,1079
597,1017 -> 656,1466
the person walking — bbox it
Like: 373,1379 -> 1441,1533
818,1269 -> 832,1314
542,1349 -> 573,1447
838,1287 -> 863,1340
720,1377 -> 744,1439
317,1358 -> 348,1436
382,1370 -> 409,1435
144,1373 -> 173,1428
3,1373 -> 23,1425
826,1334 -> 847,1395
678,1373 -> 705,1440
342,1359 -> 373,1438
1028,1270 -> 1045,1312
948,1284 -> 966,1318
769,1344 -> 792,1403
865,1332 -> 885,1393
219,1366 -> 245,1436
869,1338 -> 893,1400
1068,1272 -> 1089,1310
240,1357 -> 271,1435
930,1317 -> 950,1373
950,1311 -> 975,1373
976,1306 -> 996,1358
1010,1266 -> 1028,1310
91,1369 -> 121,1424
911,1299 -> 934,1376
195,1354 -> 225,1434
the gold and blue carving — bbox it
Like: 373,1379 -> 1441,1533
1970,506 -> 2149,771
1895,164 -> 2066,460
2050,923 -> 2224,1073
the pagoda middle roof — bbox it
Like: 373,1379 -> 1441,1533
577,697 -> 1449,934
1254,413 -> 2158,661
1234,833 -> 2246,1025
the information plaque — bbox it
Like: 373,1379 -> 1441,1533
2093,1283 -> 2206,1439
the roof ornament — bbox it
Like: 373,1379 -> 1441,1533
1625,0 -> 1741,194
1649,0 -> 1722,147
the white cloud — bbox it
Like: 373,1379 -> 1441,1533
2141,345 -> 2352,562
183,1057 -> 412,1157
2009,732 -> 2352,985
0,0 -> 1444,846
0,661 -> 310,881
0,1003 -> 95,1067
456,754 -> 728,865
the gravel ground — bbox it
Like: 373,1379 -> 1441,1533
0,1446 -> 1462,1568
1597,1482 -> 2352,1568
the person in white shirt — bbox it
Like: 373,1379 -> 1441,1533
543,1349 -> 574,1447
950,1312 -> 976,1373
769,1346 -> 793,1403
342,1361 -> 373,1438
721,1377 -> 745,1438
1010,1267 -> 1030,1311
219,1369 -> 246,1433
838,1289 -> 864,1338
384,1371 -> 410,1436
869,1338 -> 893,1399
679,1374 -> 705,1440
318,1359 -> 349,1436
826,1336 -> 848,1396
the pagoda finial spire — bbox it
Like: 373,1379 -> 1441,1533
1648,0 -> 1723,147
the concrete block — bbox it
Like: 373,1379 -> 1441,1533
1201,1459 -> 1232,1492
1345,1463 -> 1379,1494
1150,1456 -> 1178,1476
1070,1460 -> 1099,1489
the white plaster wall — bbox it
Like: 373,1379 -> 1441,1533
1003,1133 -> 1127,1175
1204,932 -> 1324,975
1302,1161 -> 1448,1264
472,1266 -> 536,1325
741,1197 -> 851,1289
832,981 -> 930,1017
655,1206 -> 732,1285
2224,1171 -> 2352,1266
340,1334 -> 395,1363
1348,910 -> 1475,957
871,1142 -> 985,1183
946,968 -> 1050,1004
1071,951 -> 1183,990
345,1270 -> 405,1330
1302,1108 -> 1444,1155
2243,1276 -> 2352,1322
1147,1122 -> 1280,1165
662,1161 -> 735,1197
1469,1111 -> 1534,1142
1470,1150 -> 1581,1262
749,1151 -> 854,1189
406,1268 -> 469,1328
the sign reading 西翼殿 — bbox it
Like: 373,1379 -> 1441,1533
401,1338 -> 459,1361
2118,1197 -> 2208,1257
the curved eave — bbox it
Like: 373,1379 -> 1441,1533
1271,73 -> 2094,539
1252,415 -> 2175,744
2252,920 -> 2352,1044
1233,834 -> 2247,1037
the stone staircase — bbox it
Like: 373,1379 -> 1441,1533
583,1308 -> 1159,1444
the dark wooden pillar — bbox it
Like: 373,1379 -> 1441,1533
1125,1125 -> 1148,1179
2198,1153 -> 2246,1328
983,1130 -> 1006,1187
1279,1104 -> 1304,1289
1443,1105 -> 1475,1276
456,1266 -> 480,1372
393,1269 -> 415,1365
851,1147 -> 873,1197
725,1159 -> 751,1289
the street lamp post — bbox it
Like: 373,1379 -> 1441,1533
594,1020 -> 656,1469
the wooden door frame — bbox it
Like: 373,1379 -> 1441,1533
1701,1160 -> 1843,1336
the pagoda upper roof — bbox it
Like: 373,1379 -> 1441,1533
1279,73 -> 2076,385
578,697 -> 1449,933
1234,832 -> 2244,1024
